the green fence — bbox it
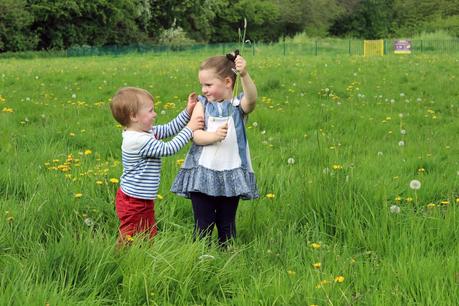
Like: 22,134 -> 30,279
1,39 -> 458,59
65,39 -> 459,57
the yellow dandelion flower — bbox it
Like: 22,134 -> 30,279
332,164 -> 343,170
335,275 -> 345,283
426,203 -> 436,209
440,200 -> 449,205
395,196 -> 402,202
405,197 -> 413,203
266,193 -> 275,199
315,280 -> 329,288
311,243 -> 321,249
312,262 -> 321,269
2,107 -> 14,113
74,193 -> 83,198
455,198 -> 459,204
96,180 -> 103,185
126,235 -> 134,242
69,132 -> 76,137
418,168 -> 425,173
157,194 -> 164,200
109,178 -> 119,184
84,149 -> 92,155
176,159 -> 185,167
287,270 -> 296,276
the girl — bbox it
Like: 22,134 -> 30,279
171,52 -> 258,246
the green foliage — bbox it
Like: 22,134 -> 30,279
210,0 -> 281,43
28,0 -> 149,49
424,16 -> 459,37
158,26 -> 196,49
0,0 -> 37,52
1,0 -> 459,52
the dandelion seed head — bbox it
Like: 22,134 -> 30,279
287,157 -> 295,165
390,205 -> 400,213
409,179 -> 421,190
84,218 -> 94,227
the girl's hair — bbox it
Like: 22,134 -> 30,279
200,55 -> 237,88
110,87 -> 153,127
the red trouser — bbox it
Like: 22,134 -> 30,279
115,188 -> 157,239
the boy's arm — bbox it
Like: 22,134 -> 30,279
140,127 -> 192,158
190,102 -> 225,145
154,109 -> 190,139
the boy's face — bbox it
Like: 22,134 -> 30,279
130,97 -> 156,132
199,68 -> 233,102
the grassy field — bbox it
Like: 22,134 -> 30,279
0,52 -> 458,305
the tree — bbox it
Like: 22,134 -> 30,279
0,0 -> 37,52
28,0 -> 149,49
330,0 -> 396,38
211,0 -> 281,43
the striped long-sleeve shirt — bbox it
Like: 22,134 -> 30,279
120,109 -> 192,200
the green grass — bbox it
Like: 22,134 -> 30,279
0,52 -> 458,305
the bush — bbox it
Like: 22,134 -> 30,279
158,26 -> 196,50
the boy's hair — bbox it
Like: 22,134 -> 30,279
200,56 -> 237,88
110,87 -> 153,127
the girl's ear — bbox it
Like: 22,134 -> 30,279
224,76 -> 233,88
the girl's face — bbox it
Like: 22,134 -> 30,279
199,68 -> 233,102
130,97 -> 157,132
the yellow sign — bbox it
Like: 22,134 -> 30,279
364,40 -> 384,56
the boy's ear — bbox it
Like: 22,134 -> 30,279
129,112 -> 138,123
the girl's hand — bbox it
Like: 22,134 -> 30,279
186,92 -> 198,115
215,123 -> 228,141
235,55 -> 248,77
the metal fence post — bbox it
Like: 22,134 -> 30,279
283,35 -> 286,56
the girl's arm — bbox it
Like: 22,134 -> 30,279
236,56 -> 257,114
191,102 -> 227,145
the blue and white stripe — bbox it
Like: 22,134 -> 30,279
120,110 -> 192,200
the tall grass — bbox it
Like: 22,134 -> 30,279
0,52 -> 458,305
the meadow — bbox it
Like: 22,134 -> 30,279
0,51 -> 458,305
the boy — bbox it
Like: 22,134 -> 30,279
110,87 -> 203,245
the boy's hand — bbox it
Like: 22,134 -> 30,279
186,92 -> 198,115
235,55 -> 248,77
215,123 -> 228,141
187,115 -> 204,132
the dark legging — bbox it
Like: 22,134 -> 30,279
190,192 -> 239,245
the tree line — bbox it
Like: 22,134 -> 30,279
1,0 -> 458,52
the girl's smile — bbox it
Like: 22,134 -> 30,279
199,68 -> 233,102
